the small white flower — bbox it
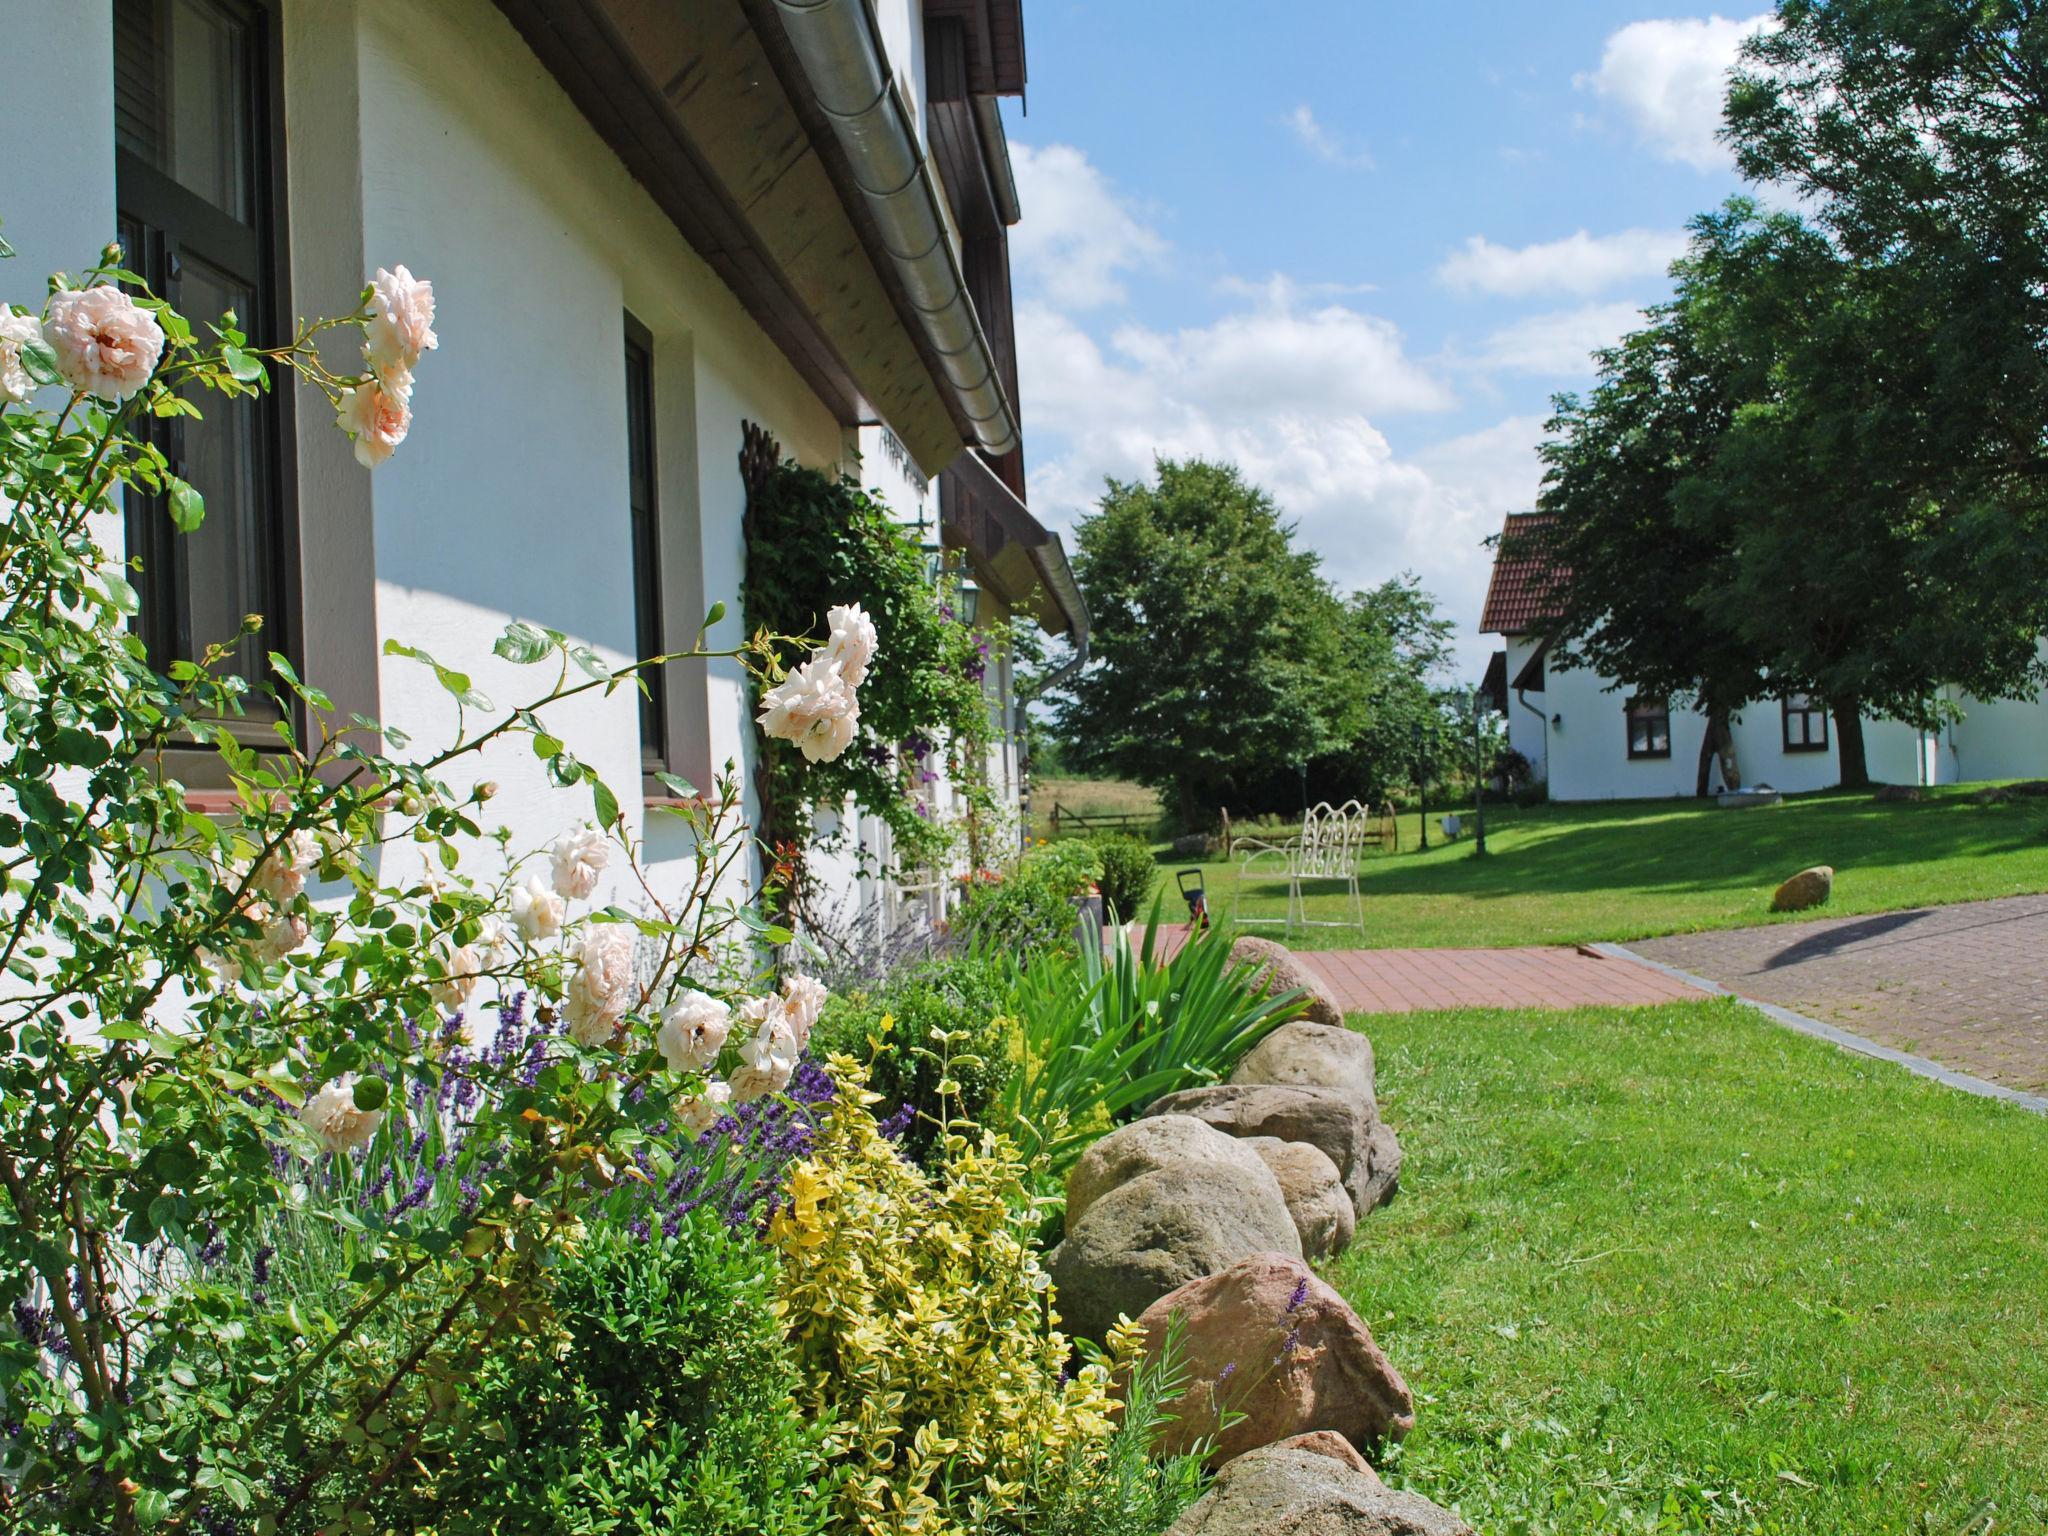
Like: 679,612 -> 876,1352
756,655 -> 860,764
254,904 -> 310,966
728,1059 -> 794,1103
43,286 -> 164,402
299,1076 -> 383,1156
252,828 -> 320,906
739,1007 -> 799,1076
549,826 -> 609,901
509,872 -> 566,942
0,308 -> 44,406
564,924 -> 636,1046
821,603 -> 877,688
478,914 -> 514,967
2,665 -> 37,702
429,939 -> 484,1012
778,974 -> 828,1050
675,1076 -> 733,1135
657,989 -> 732,1072
364,265 -> 437,375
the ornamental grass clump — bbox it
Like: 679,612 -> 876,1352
767,1060 -> 1122,1536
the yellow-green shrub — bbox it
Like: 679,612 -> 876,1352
768,1060 -> 1122,1535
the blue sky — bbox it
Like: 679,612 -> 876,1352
998,4 -> 1767,672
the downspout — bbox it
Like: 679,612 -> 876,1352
767,0 -> 1020,457
1515,686 -> 1550,783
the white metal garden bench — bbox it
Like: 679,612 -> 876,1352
1231,799 -> 1369,937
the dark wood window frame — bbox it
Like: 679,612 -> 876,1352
1625,695 -> 1672,760
116,0 -> 307,788
1782,693 -> 1829,753
624,311 -> 670,789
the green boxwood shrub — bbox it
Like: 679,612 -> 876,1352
953,840 -> 1102,958
1090,833 -> 1159,923
808,952 -> 1016,1160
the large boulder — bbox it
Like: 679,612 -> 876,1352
1050,1164 -> 1299,1343
1146,1083 -> 1400,1217
1167,1446 -> 1472,1536
1234,1020 -> 1378,1110
1228,936 -> 1345,1028
1067,1115 -> 1274,1234
1244,1137 -> 1355,1258
1269,1431 -> 1379,1480
1770,865 -> 1834,913
1135,1252 -> 1414,1463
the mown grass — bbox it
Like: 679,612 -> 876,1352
1175,785 -> 2048,949
1331,999 -> 2048,1535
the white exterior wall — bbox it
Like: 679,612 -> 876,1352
1509,635 -> 2048,801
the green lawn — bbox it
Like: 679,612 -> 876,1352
1333,1000 -> 2048,1535
1176,785 -> 2048,949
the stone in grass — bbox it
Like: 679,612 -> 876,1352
1146,1082 -> 1401,1217
1166,1446 -> 1472,1536
1872,783 -> 1924,805
1770,865 -> 1834,913
1133,1251 -> 1414,1464
1066,1115 -> 1275,1234
1971,785 -> 2015,805
1235,1020 -> 1379,1113
1050,1163 -> 1300,1343
1243,1137 -> 1355,1259
1228,935 -> 1346,1028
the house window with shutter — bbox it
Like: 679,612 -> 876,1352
1626,696 -> 1671,760
624,313 -> 667,773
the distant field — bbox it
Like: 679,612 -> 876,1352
1027,776 -> 1163,839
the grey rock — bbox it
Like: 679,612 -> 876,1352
1067,1115 -> 1273,1234
1228,936 -> 1346,1028
1234,1020 -> 1378,1112
1049,1162 -> 1299,1342
1244,1137 -> 1355,1258
1147,1082 -> 1401,1218
1167,1447 -> 1474,1536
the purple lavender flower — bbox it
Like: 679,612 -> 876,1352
1287,1276 -> 1309,1314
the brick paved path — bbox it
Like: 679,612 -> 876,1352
1294,945 -> 1706,1013
1630,894 -> 2048,1094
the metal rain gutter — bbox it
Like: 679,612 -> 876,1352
768,0 -> 1021,458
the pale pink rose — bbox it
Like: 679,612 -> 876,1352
657,990 -> 732,1072
564,924 -> 636,1046
252,828 -> 320,906
299,1076 -> 383,1155
335,376 -> 411,468
756,655 -> 860,764
549,826 -> 609,901
255,906 -> 310,966
0,308 -> 44,405
675,1077 -> 733,1135
510,872 -> 566,941
727,1059 -> 794,1103
365,265 -> 437,374
44,287 -> 164,402
429,940 -> 484,1012
739,1005 -> 799,1077
779,974 -> 827,1049
821,603 -> 877,688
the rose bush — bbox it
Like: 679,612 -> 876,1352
0,228 -> 865,1534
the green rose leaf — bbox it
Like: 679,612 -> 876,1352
167,475 -> 206,532
352,1076 -> 388,1112
493,620 -> 552,665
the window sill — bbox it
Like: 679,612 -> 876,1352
1782,744 -> 1830,754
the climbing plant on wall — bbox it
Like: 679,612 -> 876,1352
741,440 -> 996,914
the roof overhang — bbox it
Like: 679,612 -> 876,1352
494,0 -> 1010,474
941,449 -> 1088,650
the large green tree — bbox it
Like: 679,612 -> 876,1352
1050,458 -> 1357,822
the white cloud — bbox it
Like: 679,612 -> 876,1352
1284,104 -> 1375,171
1472,300 -> 1646,375
1438,228 -> 1688,298
1009,142 -> 1167,310
1575,13 -> 1773,172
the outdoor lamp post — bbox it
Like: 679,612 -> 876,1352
1470,686 -> 1487,857
1411,718 -> 1427,851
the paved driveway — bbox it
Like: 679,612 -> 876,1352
1630,894 -> 2048,1094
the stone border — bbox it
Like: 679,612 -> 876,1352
1592,943 -> 2048,1117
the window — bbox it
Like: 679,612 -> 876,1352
1783,693 -> 1829,752
624,313 -> 665,770
1626,696 -> 1671,760
115,0 -> 293,702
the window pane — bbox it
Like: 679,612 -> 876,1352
175,254 -> 269,683
625,333 -> 664,758
116,0 -> 254,222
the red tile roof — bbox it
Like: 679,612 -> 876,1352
1479,512 -> 1567,635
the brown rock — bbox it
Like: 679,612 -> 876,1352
1067,1115 -> 1276,1234
1233,1020 -> 1378,1111
1228,936 -> 1345,1027
1165,1446 -> 1472,1535
1135,1251 -> 1414,1463
1268,1431 -> 1380,1481
1971,785 -> 2015,805
1770,865 -> 1834,913
1872,784 -> 1924,804
1244,1137 -> 1355,1258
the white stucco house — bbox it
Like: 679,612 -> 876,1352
0,0 -> 1083,927
1480,512 -> 2048,800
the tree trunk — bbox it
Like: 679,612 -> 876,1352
1833,700 -> 1870,789
1693,706 -> 1741,797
